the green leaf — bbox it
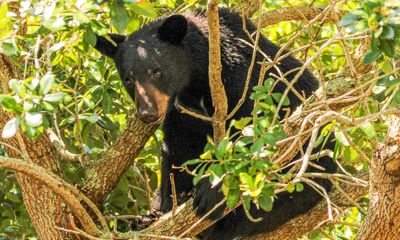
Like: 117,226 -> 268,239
79,114 -> 99,123
23,101 -> 34,112
111,0 -> 129,32
239,172 -> 253,189
262,134 -> 276,146
0,1 -> 8,19
372,84 -> 386,94
382,60 -> 393,74
102,91 -> 112,113
381,26 -> 395,39
233,117 -> 252,130
243,195 -> 251,212
242,126 -> 255,137
271,93 -> 290,106
258,194 -> 273,212
210,164 -> 224,186
223,175 -> 239,189
339,13 -> 358,26
193,164 -> 207,185
43,17 -> 66,32
334,130 -> 350,147
360,122 -> 376,139
380,39 -> 396,57
43,92 -> 65,102
130,2 -> 157,18
363,50 -> 381,64
215,138 -> 229,160
226,189 -> 240,208
210,164 -> 224,177
39,73 -> 55,95
83,27 -> 97,47
24,124 -> 38,138
295,183 -> 304,192
8,79 -> 20,94
286,182 -> 295,193
25,112 -> 43,127
184,159 -> 202,166
1,39 -> 20,56
0,95 -> 22,113
1,117 -> 19,139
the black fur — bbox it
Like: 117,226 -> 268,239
158,15 -> 188,44
94,9 -> 336,240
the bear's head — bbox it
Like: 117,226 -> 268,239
95,15 -> 191,124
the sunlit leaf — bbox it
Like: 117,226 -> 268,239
2,117 -> 19,139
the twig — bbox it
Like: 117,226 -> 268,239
170,173 -> 178,216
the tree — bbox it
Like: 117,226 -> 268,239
0,0 -> 399,239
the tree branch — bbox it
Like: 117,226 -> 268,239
207,0 -> 228,143
81,117 -> 157,206
355,116 -> 400,240
0,156 -> 100,235
259,7 -> 341,27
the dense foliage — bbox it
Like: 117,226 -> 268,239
0,0 -> 399,239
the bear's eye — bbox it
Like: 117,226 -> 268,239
153,69 -> 162,78
124,76 -> 132,84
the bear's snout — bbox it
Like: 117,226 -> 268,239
134,81 -> 169,125
137,107 -> 159,124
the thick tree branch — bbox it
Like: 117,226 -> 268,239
259,7 -> 341,27
81,117 -> 157,206
356,116 -> 400,240
0,156 -> 100,235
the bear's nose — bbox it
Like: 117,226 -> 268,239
138,109 -> 159,123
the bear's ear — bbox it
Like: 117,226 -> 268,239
94,33 -> 127,58
158,15 -> 188,44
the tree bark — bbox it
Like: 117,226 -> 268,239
0,55 -> 73,239
356,116 -> 400,240
81,117 -> 157,207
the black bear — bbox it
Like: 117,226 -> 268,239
95,9 -> 336,240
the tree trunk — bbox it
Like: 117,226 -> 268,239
356,116 -> 400,240
0,55 -> 73,239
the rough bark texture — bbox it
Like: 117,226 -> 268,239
237,0 -> 259,17
259,7 -> 340,27
81,117 -> 157,206
0,55 -> 73,239
356,116 -> 400,240
207,0 -> 228,143
141,199 -> 214,238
